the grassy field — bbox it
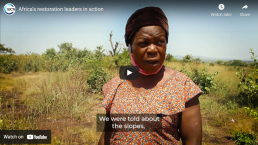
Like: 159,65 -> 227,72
0,61 -> 257,145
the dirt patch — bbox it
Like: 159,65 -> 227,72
203,133 -> 235,145
202,117 -> 236,145
38,116 -> 93,144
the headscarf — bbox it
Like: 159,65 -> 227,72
125,7 -> 169,75
125,6 -> 169,47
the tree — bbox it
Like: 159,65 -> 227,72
77,48 -> 92,59
94,46 -> 105,60
45,48 -> 56,59
58,42 -> 73,53
183,54 -> 193,62
109,31 -> 121,56
216,60 -> 223,65
224,61 -> 230,66
194,57 -> 201,64
166,53 -> 174,62
0,44 -> 15,54
230,60 -> 248,67
236,48 -> 258,107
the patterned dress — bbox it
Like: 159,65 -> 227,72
102,70 -> 202,145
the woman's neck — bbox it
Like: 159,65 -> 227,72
137,66 -> 165,84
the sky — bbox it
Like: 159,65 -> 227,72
1,0 -> 258,60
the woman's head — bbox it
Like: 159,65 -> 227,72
125,7 -> 169,75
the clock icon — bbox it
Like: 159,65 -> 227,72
218,4 -> 225,10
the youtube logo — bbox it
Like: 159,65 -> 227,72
119,66 -> 139,80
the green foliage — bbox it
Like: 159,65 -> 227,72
207,62 -> 215,66
94,46 -> 106,60
0,42 -> 224,95
216,60 -> 224,65
182,54 -> 193,63
224,61 -> 230,66
58,42 -> 73,53
236,48 -> 258,108
85,46 -> 108,93
0,42 -> 111,93
194,57 -> 201,64
181,65 -> 219,94
0,44 -> 15,54
179,66 -> 186,72
230,60 -> 248,67
0,44 -> 18,73
0,54 -> 18,73
244,107 -> 258,120
20,52 -> 43,72
107,48 -> 131,68
117,48 -> 131,66
232,131 -> 257,145
86,63 -> 108,94
226,101 -> 238,110
45,48 -> 56,59
166,53 -> 177,62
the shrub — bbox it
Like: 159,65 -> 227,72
86,61 -> 108,94
232,131 -> 257,145
85,46 -> 108,93
182,54 -> 193,63
181,65 -> 219,94
117,48 -> 131,67
236,48 -> 258,108
0,54 -> 18,73
207,62 -> 214,66
216,60 -> 224,65
244,107 -> 258,120
194,57 -> 201,64
231,60 -> 248,67
0,43 -> 96,74
166,53 -> 177,62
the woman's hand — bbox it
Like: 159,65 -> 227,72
179,95 -> 202,145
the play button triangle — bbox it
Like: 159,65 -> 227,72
127,70 -> 132,76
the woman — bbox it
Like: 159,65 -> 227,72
99,7 -> 202,145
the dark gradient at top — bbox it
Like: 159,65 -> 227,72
1,0 -> 258,11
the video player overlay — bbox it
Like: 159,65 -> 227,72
119,66 -> 139,80
0,130 -> 51,144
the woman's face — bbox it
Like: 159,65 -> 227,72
131,25 -> 167,74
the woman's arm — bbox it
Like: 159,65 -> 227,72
179,95 -> 202,145
98,111 -> 113,145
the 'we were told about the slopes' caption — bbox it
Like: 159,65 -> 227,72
96,114 -> 163,132
18,7 -> 104,12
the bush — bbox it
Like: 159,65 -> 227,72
216,60 -> 224,65
244,107 -> 258,120
85,46 -> 108,93
116,48 -> 131,67
207,62 -> 214,66
181,65 -> 219,94
166,53 -> 177,62
182,54 -> 193,63
0,54 -> 18,73
232,131 -> 257,145
86,64 -> 108,94
236,48 -> 258,108
231,60 -> 248,67
0,43 -> 96,74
